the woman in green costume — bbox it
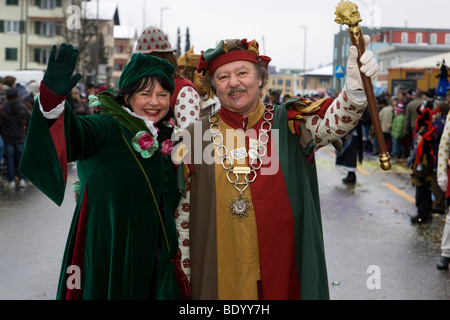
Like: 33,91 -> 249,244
19,44 -> 188,299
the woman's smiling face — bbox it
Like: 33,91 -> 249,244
126,79 -> 171,123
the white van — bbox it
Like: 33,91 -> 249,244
0,70 -> 44,86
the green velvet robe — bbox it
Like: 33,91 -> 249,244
19,93 -> 181,299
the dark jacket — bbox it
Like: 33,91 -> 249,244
0,99 -> 31,144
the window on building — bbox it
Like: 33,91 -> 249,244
416,32 -> 423,44
33,48 -> 51,65
6,0 -> 19,5
5,48 -> 18,61
5,21 -> 19,34
114,63 -> 124,71
406,72 -> 424,80
285,79 -> 291,87
446,34 -> 450,45
379,60 -> 385,72
430,33 -> 437,44
42,0 -> 55,9
390,57 -> 399,68
36,0 -> 61,9
401,32 -> 408,43
34,21 -> 55,36
319,78 -> 330,86
277,79 -> 283,86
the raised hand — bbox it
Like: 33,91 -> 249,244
43,43 -> 82,96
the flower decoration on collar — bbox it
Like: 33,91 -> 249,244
160,139 -> 173,155
132,131 -> 159,158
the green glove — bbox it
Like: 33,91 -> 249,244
43,43 -> 82,96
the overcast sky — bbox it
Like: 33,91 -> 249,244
116,0 -> 450,71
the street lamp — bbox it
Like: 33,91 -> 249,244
298,25 -> 307,96
160,7 -> 170,30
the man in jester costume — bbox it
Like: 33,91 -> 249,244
19,44 -> 189,299
174,37 -> 379,299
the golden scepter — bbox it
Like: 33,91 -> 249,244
335,1 -> 391,171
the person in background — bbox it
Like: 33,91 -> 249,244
361,108 -> 373,153
336,123 -> 362,184
67,87 -> 90,116
371,96 -> 388,155
391,100 -> 405,161
21,81 -> 40,112
431,96 -> 450,215
0,87 -> 30,189
379,96 -> 394,153
436,91 -> 450,269
0,113 -> 4,181
404,90 -> 426,153
408,101 -> 438,224
0,77 -> 3,180
267,88 -> 281,104
134,26 -> 200,129
135,27 -> 205,281
178,46 -> 216,117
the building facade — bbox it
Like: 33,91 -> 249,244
265,65 -> 333,99
112,25 -> 136,88
0,0 -> 70,71
333,26 -> 450,92
0,0 -> 122,87
388,51 -> 450,94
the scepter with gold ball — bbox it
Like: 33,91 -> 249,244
335,1 -> 391,171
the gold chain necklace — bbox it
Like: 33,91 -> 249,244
208,105 -> 274,218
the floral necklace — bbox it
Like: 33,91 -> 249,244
132,117 -> 178,158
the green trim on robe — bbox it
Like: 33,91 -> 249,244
19,101 -> 68,205
19,99 -> 181,300
274,103 -> 329,300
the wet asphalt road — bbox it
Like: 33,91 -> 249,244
318,146 -> 450,300
0,147 -> 449,300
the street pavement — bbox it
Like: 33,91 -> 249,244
317,146 -> 450,300
0,148 -> 449,300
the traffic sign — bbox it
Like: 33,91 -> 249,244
335,65 -> 345,78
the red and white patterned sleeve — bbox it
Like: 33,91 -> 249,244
173,86 -> 201,129
305,84 -> 367,150
175,178 -> 191,280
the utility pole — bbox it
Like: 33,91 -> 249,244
160,7 -> 170,30
299,25 -> 307,96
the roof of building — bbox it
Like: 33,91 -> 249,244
392,51 -> 450,69
301,64 -> 333,76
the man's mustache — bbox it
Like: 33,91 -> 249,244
227,86 -> 247,95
